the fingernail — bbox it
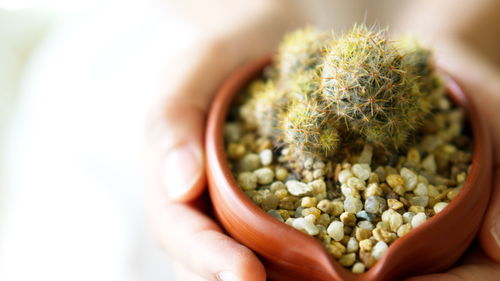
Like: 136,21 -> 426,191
492,217 -> 500,248
216,271 -> 241,281
163,143 -> 202,200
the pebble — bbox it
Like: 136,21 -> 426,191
328,242 -> 347,259
422,154 -> 437,173
364,196 -> 388,214
356,211 -> 377,222
292,215 -> 319,235
414,183 -> 429,196
259,149 -> 273,165
275,167 -> 289,181
365,183 -> 383,197
338,253 -> 356,267
254,168 -> 274,185
409,196 -> 429,207
286,180 -> 312,196
386,174 -> 405,188
359,239 -> 374,252
261,194 -> 279,210
355,228 -> 372,241
397,223 -> 412,237
327,221 -> 345,241
400,168 -> 418,190
411,212 -> 427,228
352,164 -> 371,181
237,172 -> 258,190
387,211 -> 403,232
340,212 -> 357,226
268,209 -> 284,222
433,202 -> 448,214
344,196 -> 364,213
347,177 -> 366,190
372,241 -> 388,260
338,169 -> 354,184
358,221 -> 374,231
352,262 -> 366,274
239,153 -> 261,171
309,179 -> 327,197
387,198 -> 404,210
301,197 -> 318,208
347,237 -> 359,253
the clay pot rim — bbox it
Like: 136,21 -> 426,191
206,56 -> 491,280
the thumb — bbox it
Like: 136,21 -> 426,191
435,40 -> 500,262
147,42 -> 241,202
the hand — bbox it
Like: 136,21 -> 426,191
145,1 -> 302,280
407,41 -> 500,280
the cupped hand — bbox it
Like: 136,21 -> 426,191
407,42 -> 500,280
145,1 -> 302,280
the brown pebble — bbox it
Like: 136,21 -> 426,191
340,212 -> 357,226
355,228 -> 372,241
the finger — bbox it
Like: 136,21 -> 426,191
406,246 -> 500,281
174,262 -> 210,281
434,42 -> 500,262
146,184 -> 266,281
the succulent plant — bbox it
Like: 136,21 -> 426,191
240,79 -> 286,137
280,100 -> 339,156
243,24 -> 441,159
321,25 -> 426,149
276,27 -> 329,83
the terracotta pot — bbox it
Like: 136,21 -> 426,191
205,57 -> 493,281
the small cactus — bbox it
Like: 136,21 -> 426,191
241,24 -> 441,159
276,27 -> 328,83
321,25 -> 426,148
240,79 -> 286,137
280,101 -> 339,156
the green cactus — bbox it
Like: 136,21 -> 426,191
320,25 -> 426,149
276,27 -> 329,83
241,24 -> 441,160
240,79 -> 286,137
280,100 -> 339,156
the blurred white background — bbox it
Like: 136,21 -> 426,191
0,1 -> 407,280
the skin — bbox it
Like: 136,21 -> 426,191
146,1 -> 500,280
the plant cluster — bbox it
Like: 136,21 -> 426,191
241,24 -> 442,159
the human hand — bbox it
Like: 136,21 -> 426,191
406,42 -> 500,280
145,1 -> 302,280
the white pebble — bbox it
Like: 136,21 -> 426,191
286,180 -> 313,196
388,211 -> 403,232
259,149 -> 273,166
372,241 -> 388,260
347,237 -> 359,253
327,221 -> 345,241
292,215 -> 319,235
433,202 -> 448,214
253,168 -> 274,185
402,212 -> 415,223
237,172 -> 257,190
414,183 -> 429,196
341,184 -> 359,198
347,177 -> 366,190
358,220 -> 374,231
338,169 -> 353,184
352,262 -> 366,274
352,164 -> 371,181
400,168 -> 418,190
344,196 -> 363,213
410,196 -> 429,207
422,154 -> 437,173
411,212 -> 427,228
